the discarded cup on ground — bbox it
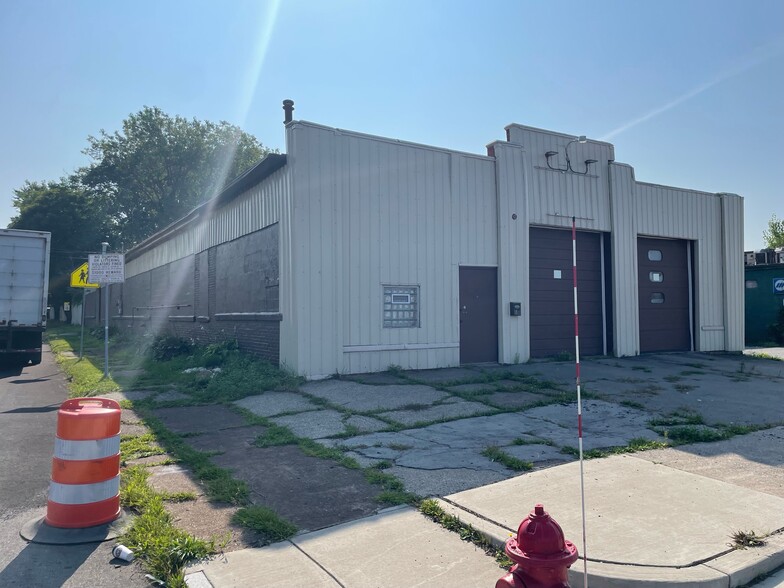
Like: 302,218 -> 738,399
112,544 -> 134,562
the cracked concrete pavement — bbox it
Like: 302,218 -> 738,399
229,352 -> 784,497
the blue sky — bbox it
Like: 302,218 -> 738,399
1,0 -> 782,249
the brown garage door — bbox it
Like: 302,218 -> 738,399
459,266 -> 498,364
637,237 -> 692,352
529,228 -> 604,358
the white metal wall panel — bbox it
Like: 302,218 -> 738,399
125,166 -> 287,279
126,231 -> 195,279
507,125 -> 613,232
720,193 -> 744,351
346,348 -> 457,374
452,154 -> 498,266
608,163 -> 640,356
492,142 -> 531,363
278,132 -> 298,372
285,122 -> 496,377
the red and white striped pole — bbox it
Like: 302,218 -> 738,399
572,216 -> 588,587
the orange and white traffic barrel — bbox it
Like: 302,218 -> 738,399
45,398 -> 122,528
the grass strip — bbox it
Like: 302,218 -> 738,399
364,468 -> 420,505
254,424 -> 299,447
231,506 -> 298,542
120,433 -> 165,461
561,437 -> 669,459
46,327 -> 121,397
419,499 -> 512,569
481,446 -> 533,472
120,466 -> 217,588
656,423 -> 771,445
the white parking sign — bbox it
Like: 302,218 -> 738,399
89,253 -> 125,284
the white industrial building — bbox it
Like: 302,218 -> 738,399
114,103 -> 744,378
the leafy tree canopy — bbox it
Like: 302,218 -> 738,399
763,214 -> 784,249
8,107 -> 269,307
10,178 -> 109,307
81,106 -> 270,247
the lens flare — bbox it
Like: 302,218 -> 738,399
120,0 -> 283,374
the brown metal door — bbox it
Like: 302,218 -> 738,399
637,237 -> 691,352
529,228 -> 604,358
459,267 -> 498,363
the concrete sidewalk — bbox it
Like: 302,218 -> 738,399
185,506 -> 504,587
186,455 -> 784,588
439,455 -> 784,587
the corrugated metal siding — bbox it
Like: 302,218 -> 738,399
493,142 -> 531,363
125,166 -> 288,278
608,163 -> 640,355
278,129 -> 297,372
126,231 -> 195,279
720,194 -> 744,350
286,122 -> 497,377
507,125 -> 613,231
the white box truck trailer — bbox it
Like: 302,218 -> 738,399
0,229 -> 51,365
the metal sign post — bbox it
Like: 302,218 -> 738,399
79,290 -> 88,360
102,243 -> 109,377
70,262 -> 99,361
88,245 -> 125,379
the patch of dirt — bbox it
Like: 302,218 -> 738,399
145,460 -> 270,551
147,465 -> 204,495
177,427 -> 384,534
130,420 -> 384,551
166,497 -> 269,551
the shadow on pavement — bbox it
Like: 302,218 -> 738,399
1,404 -> 60,414
0,541 -> 98,588
8,376 -> 54,384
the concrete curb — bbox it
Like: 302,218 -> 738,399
435,499 -> 784,588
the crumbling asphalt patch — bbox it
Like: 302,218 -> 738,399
208,443 -> 383,533
152,404 -> 250,434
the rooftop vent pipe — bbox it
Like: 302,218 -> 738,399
283,99 -> 294,124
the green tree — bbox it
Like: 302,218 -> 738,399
10,177 -> 109,310
763,214 -> 784,249
81,106 -> 271,247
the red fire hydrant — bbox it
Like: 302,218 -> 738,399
496,503 -> 579,588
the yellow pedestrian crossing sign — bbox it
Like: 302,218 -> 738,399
70,262 -> 99,288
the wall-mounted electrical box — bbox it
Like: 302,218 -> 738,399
510,302 -> 522,316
